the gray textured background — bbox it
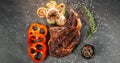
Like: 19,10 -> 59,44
0,0 -> 120,63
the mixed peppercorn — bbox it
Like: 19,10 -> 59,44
81,44 -> 95,59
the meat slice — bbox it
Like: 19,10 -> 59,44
48,9 -> 82,57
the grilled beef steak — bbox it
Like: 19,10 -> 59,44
48,9 -> 82,57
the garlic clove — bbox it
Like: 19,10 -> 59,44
46,8 -> 60,24
46,1 -> 57,9
56,16 -> 66,26
56,3 -> 65,15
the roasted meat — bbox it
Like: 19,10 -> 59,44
48,9 -> 82,57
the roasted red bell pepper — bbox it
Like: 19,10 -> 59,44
27,22 -> 48,38
27,42 -> 47,62
27,33 -> 46,46
27,22 -> 48,62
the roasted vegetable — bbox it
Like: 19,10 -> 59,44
56,3 -> 65,15
46,1 -> 57,9
46,8 -> 60,24
46,8 -> 66,26
56,15 -> 66,26
28,22 -> 48,37
28,33 -> 46,46
27,42 -> 47,62
27,22 -> 48,62
37,7 -> 47,18
37,1 -> 66,26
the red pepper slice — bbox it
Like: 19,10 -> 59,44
28,22 -> 48,37
28,33 -> 46,46
27,42 -> 47,62
27,22 -> 48,62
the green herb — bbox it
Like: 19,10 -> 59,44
47,19 -> 55,24
64,9 -> 69,19
82,5 -> 97,39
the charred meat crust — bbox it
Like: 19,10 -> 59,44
48,9 -> 82,57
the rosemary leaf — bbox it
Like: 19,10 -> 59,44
82,5 -> 97,39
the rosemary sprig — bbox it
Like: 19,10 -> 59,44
82,5 -> 97,39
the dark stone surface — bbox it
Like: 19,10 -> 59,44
0,0 -> 120,63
